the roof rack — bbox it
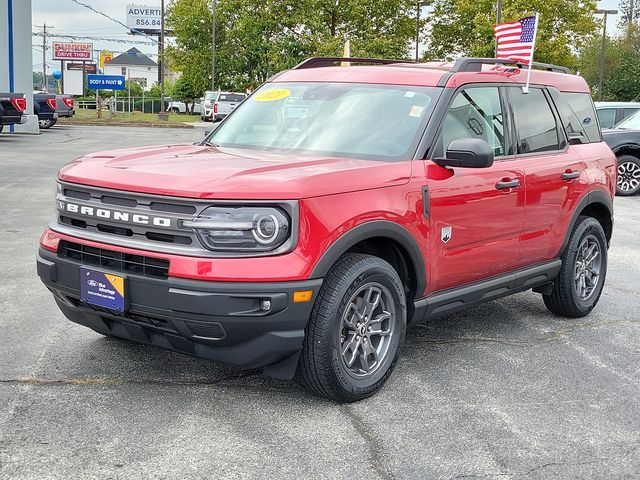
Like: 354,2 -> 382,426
451,57 -> 571,74
293,57 -> 411,70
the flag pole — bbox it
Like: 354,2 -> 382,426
523,12 -> 540,94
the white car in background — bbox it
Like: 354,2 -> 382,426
201,91 -> 247,122
595,101 -> 640,129
166,99 -> 202,115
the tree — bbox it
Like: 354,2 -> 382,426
426,0 -> 599,69
578,29 -> 640,101
166,0 -> 421,92
170,75 -> 201,112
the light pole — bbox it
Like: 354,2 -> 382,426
415,1 -> 428,62
211,0 -> 216,91
496,0 -> 502,24
595,9 -> 618,101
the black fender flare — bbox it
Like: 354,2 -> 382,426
559,189 -> 613,256
611,143 -> 640,155
310,220 -> 427,298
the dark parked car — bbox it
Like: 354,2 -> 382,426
595,102 -> 640,129
33,91 -> 58,129
55,94 -> 75,119
0,92 -> 27,133
602,111 -> 640,196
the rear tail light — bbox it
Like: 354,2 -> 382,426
213,103 -> 218,114
46,98 -> 57,110
63,98 -> 74,108
11,97 -> 26,112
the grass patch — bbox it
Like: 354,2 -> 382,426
64,108 -> 201,125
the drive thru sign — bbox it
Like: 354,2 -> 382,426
87,74 -> 126,90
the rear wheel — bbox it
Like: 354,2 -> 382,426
299,254 -> 406,402
616,155 -> 640,196
543,216 -> 607,318
39,118 -> 56,129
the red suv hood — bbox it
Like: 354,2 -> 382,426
58,144 -> 412,199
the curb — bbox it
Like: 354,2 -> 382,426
58,120 -> 196,129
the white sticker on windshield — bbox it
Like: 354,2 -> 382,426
409,105 -> 425,117
404,91 -> 416,98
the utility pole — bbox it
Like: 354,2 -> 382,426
212,0 -> 217,90
35,23 -> 53,90
496,0 -> 503,24
596,9 -> 618,101
159,0 -> 167,118
415,1 -> 427,62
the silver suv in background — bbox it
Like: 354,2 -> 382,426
201,91 -> 247,122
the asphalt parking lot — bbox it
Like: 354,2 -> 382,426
0,125 -> 639,479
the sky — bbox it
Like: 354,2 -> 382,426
30,0 -> 625,76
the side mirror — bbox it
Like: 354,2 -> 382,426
204,129 -> 212,137
435,138 -> 494,168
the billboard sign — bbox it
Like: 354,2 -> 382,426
99,51 -> 113,69
52,42 -> 93,60
87,74 -> 126,91
126,5 -> 162,31
67,63 -> 97,74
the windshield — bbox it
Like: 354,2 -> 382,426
206,82 -> 440,161
615,110 -> 640,130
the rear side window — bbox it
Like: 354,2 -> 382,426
219,94 -> 245,102
510,88 -> 561,153
596,108 -> 617,129
559,93 -> 602,142
622,108 -> 640,120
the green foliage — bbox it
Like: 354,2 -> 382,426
125,80 -> 144,97
578,30 -> 640,101
166,0 -> 419,92
426,0 -> 599,68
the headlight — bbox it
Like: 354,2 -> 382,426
181,206 -> 291,252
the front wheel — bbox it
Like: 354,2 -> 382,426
39,118 -> 56,129
543,216 -> 607,318
616,155 -> 640,196
299,254 -> 406,402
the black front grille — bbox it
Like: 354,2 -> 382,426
59,241 -> 170,279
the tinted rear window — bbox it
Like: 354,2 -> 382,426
218,94 -> 245,102
558,92 -> 602,142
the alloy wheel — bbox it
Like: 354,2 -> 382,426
574,234 -> 602,301
339,283 -> 396,377
618,160 -> 640,193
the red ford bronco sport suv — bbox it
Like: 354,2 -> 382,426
37,57 -> 616,402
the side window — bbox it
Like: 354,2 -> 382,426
596,109 -> 616,129
510,88 -> 561,154
622,108 -> 640,121
558,92 -> 602,142
436,87 -> 506,157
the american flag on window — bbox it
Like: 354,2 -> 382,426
494,15 -> 538,64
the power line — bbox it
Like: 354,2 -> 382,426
33,32 -> 157,46
66,0 -> 161,45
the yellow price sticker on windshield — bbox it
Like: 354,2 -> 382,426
254,88 -> 291,102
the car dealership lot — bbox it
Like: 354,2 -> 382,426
1,126 -> 639,479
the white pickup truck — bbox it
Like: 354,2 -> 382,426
200,91 -> 247,122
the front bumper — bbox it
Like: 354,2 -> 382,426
37,248 -> 322,378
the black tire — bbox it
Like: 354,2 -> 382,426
39,118 -> 56,129
0,124 -> 3,134
543,216 -> 608,318
170,107 -> 180,114
299,253 -> 407,402
616,154 -> 640,196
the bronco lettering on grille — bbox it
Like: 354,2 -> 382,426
61,201 -> 172,228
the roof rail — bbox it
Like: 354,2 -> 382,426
450,58 -> 571,74
293,57 -> 411,70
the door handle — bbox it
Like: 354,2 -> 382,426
561,170 -> 581,181
495,179 -> 520,190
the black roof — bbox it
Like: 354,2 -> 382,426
106,48 -> 157,67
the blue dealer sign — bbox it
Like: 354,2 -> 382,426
87,74 -> 126,90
